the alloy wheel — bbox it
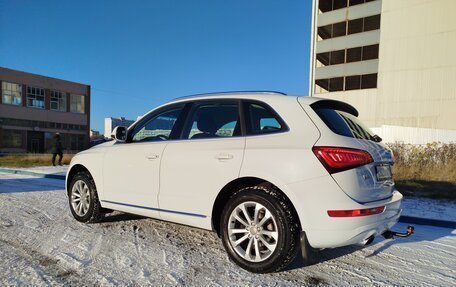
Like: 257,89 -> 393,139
227,201 -> 278,262
71,179 -> 91,217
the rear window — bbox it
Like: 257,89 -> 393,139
313,107 -> 375,141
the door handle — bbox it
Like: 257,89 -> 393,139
215,153 -> 234,160
146,154 -> 159,160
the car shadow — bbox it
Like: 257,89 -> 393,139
0,176 -> 64,193
364,222 -> 455,258
100,212 -> 146,223
286,244 -> 363,271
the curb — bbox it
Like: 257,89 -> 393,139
0,168 -> 66,180
399,215 -> 456,229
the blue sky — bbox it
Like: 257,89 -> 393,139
0,0 -> 312,131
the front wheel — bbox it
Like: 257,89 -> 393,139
69,171 -> 103,223
220,186 -> 300,273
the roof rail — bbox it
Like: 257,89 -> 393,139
173,90 -> 287,101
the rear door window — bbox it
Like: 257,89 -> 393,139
183,101 -> 241,139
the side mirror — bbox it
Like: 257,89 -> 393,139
111,126 -> 127,142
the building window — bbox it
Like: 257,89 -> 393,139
363,14 -> 381,32
318,21 -> 347,39
0,117 -> 87,131
332,21 -> 347,37
330,50 -> 345,65
345,75 -> 361,90
346,47 -> 362,62
347,15 -> 381,35
318,0 -> 347,13
348,18 -> 364,35
361,73 -> 378,89
316,50 -> 346,66
2,130 -> 23,148
315,73 -> 377,93
319,0 -> 377,13
349,0 -> 365,6
317,44 -> 379,67
27,86 -> 45,109
315,77 -> 344,92
315,79 -> 330,92
362,44 -> 379,60
2,82 -> 22,106
50,90 -> 67,112
318,14 -> 381,41
70,94 -> 85,113
329,77 -> 344,91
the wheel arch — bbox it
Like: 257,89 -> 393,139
211,176 -> 302,237
66,164 -> 90,196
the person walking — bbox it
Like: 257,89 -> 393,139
51,133 -> 63,166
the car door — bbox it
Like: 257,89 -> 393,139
159,100 -> 246,229
101,104 -> 186,218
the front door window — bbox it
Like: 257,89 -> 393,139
130,106 -> 184,143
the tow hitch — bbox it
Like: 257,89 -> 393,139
382,225 -> 415,239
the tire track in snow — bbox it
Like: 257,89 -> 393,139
0,238 -> 89,286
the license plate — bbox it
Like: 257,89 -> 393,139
376,165 -> 392,181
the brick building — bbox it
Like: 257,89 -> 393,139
0,67 -> 90,153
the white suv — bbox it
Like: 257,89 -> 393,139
66,92 -> 402,273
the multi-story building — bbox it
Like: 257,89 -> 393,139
0,67 -> 90,153
104,117 -> 135,139
90,129 -> 101,138
309,0 -> 456,144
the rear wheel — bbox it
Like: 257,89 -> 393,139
220,186 -> 300,273
69,171 -> 103,223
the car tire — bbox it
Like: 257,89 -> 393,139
69,171 -> 103,223
220,185 -> 300,273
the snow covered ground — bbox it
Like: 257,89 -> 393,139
0,172 -> 455,286
401,197 -> 456,222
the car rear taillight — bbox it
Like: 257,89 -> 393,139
327,206 -> 385,217
312,146 -> 373,174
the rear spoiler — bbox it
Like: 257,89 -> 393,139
310,99 -> 359,117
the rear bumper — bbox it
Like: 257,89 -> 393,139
284,175 -> 403,249
307,191 -> 402,248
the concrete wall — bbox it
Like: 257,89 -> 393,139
371,125 -> 456,144
312,0 -> 456,143
376,0 -> 456,131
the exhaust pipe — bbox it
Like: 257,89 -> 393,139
364,235 -> 375,246
382,225 -> 414,239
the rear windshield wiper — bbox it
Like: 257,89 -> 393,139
371,134 -> 382,143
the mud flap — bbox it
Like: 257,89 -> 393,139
300,231 -> 319,266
